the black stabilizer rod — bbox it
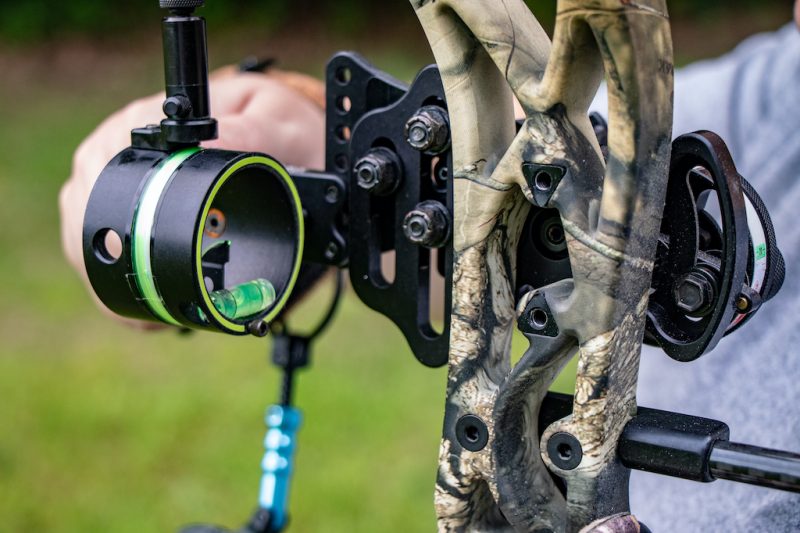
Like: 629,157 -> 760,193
540,392 -> 800,493
710,441 -> 800,492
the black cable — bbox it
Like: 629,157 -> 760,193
272,270 -> 345,406
306,270 -> 345,341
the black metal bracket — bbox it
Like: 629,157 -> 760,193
290,170 -> 348,266
345,58 -> 452,368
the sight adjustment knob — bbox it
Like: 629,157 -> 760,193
159,0 -> 205,11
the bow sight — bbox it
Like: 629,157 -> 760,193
80,1 -> 800,531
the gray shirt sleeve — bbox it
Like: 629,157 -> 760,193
591,23 -> 800,168
590,23 -> 800,532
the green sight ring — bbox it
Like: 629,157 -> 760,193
83,147 -> 305,335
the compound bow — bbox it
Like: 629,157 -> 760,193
80,1 -> 799,531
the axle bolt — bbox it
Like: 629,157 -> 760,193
405,106 -> 450,154
674,268 -> 717,317
403,201 -> 451,249
546,432 -> 583,471
353,148 -> 401,196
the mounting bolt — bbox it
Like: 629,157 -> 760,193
736,295 -> 751,313
163,95 -> 193,119
405,106 -> 450,154
248,320 -> 269,338
546,432 -> 583,470
354,148 -> 401,196
455,414 -> 489,452
403,201 -> 451,249
324,242 -> 340,262
324,184 -> 340,204
674,268 -> 717,317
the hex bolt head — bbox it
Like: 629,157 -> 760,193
404,106 -> 450,154
403,201 -> 451,249
247,320 -> 269,338
546,432 -> 583,471
674,268 -> 717,317
163,95 -> 193,119
455,414 -> 489,452
353,148 -> 401,196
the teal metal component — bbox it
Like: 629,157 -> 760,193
258,405 -> 302,530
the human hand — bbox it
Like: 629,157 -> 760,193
579,513 -> 646,533
59,68 -> 326,327
795,0 -> 800,28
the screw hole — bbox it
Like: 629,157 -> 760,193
464,425 -> 480,443
409,219 -> 426,238
204,208 -> 227,238
325,185 -> 340,204
334,154 -> 349,173
358,166 -> 374,182
534,170 -> 553,192
545,223 -> 564,246
557,442 -> 573,461
455,414 -> 489,452
335,125 -> 351,143
335,67 -> 352,85
93,229 -> 122,264
336,95 -> 352,114
530,308 -> 549,329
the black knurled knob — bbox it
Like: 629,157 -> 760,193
160,0 -> 205,10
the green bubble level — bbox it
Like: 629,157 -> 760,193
210,278 -> 277,320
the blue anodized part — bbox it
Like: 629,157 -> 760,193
258,404 -> 302,530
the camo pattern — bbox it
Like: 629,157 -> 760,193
410,1 -> 674,531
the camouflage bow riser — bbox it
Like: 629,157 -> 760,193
411,1 -> 674,530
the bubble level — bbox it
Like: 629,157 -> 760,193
210,278 -> 277,320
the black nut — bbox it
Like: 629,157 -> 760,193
674,268 -> 717,317
403,201 -> 451,249
353,148 -> 401,196
404,106 -> 450,154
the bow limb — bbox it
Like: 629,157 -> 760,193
411,1 -> 554,530
493,282 -> 579,531
538,2 -> 674,531
411,0 -> 673,531
412,1 -> 564,530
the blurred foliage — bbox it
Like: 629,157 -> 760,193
0,0 -> 791,42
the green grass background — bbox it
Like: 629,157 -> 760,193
0,3 -> 792,531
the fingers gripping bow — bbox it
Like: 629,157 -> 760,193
410,1 -> 674,531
